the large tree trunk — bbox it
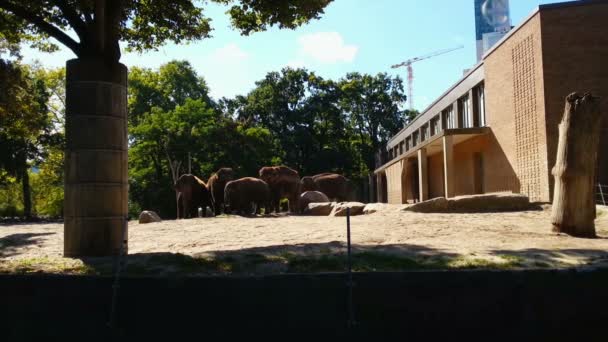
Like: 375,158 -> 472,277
22,167 -> 31,219
551,93 -> 603,238
64,58 -> 128,257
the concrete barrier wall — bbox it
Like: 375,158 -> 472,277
1,269 -> 607,339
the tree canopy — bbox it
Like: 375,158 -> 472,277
0,0 -> 333,61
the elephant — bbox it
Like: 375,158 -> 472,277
207,167 -> 235,215
300,173 -> 353,202
174,174 -> 214,219
259,166 -> 300,214
224,177 -> 271,216
299,191 -> 330,214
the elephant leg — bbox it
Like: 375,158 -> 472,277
289,194 -> 299,214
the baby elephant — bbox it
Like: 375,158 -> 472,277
224,177 -> 271,216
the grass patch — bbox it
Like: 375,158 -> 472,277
0,257 -> 97,275
0,252 -> 534,276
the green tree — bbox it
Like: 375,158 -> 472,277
0,59 -> 51,218
339,72 -> 407,170
0,0 -> 333,256
129,60 -> 213,125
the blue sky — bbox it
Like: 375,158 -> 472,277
22,0 -> 571,111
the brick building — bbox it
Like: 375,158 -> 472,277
373,0 -> 608,204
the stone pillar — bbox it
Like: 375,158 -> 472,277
417,148 -> 428,201
64,58 -> 128,257
442,135 -> 455,198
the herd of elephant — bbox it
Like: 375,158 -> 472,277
173,166 -> 354,218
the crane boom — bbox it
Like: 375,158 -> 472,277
390,45 -> 464,110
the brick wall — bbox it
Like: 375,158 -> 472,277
538,2 -> 608,192
385,160 -> 404,204
484,13 -> 549,202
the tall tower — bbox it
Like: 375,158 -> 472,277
475,0 -> 511,61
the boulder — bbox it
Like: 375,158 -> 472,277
447,193 -> 532,213
402,197 -> 449,213
363,203 -> 392,215
303,202 -> 335,216
138,210 -> 162,224
330,202 -> 366,217
299,191 -> 330,213
402,193 -> 534,213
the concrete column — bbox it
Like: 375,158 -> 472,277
64,58 -> 128,257
442,135 -> 455,198
417,148 -> 428,201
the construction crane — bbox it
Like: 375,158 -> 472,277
391,45 -> 464,111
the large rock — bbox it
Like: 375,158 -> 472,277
363,203 -> 392,215
304,202 -> 335,216
330,202 -> 366,217
299,191 -> 330,213
402,193 -> 533,213
447,193 -> 532,213
138,210 -> 162,224
402,197 -> 449,213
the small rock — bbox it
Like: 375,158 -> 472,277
139,210 -> 162,224
304,202 -> 335,216
330,202 -> 366,217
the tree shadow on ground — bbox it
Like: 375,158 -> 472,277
0,232 -> 56,258
69,241 -> 608,277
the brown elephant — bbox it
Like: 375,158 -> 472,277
174,174 -> 214,219
224,177 -> 271,216
207,167 -> 235,215
259,166 -> 300,214
300,173 -> 353,202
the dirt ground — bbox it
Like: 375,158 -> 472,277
2,204 -> 608,274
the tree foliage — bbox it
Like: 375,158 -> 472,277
0,59 -> 55,217
0,0 -> 333,62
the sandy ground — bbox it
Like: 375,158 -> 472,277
2,205 -> 608,271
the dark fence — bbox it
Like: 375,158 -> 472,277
2,269 -> 608,340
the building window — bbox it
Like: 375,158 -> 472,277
406,137 -> 411,151
459,94 -> 471,128
442,106 -> 455,129
430,116 -> 440,136
399,141 -> 404,155
476,83 -> 486,127
420,125 -> 428,142
413,132 -> 419,147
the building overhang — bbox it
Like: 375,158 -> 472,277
374,127 -> 490,174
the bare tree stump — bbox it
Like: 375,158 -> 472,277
551,93 -> 603,238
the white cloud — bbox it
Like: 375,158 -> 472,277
208,43 -> 249,63
297,32 -> 358,64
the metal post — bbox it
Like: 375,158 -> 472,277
346,207 -> 356,328
108,216 -> 128,331
599,184 -> 606,206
